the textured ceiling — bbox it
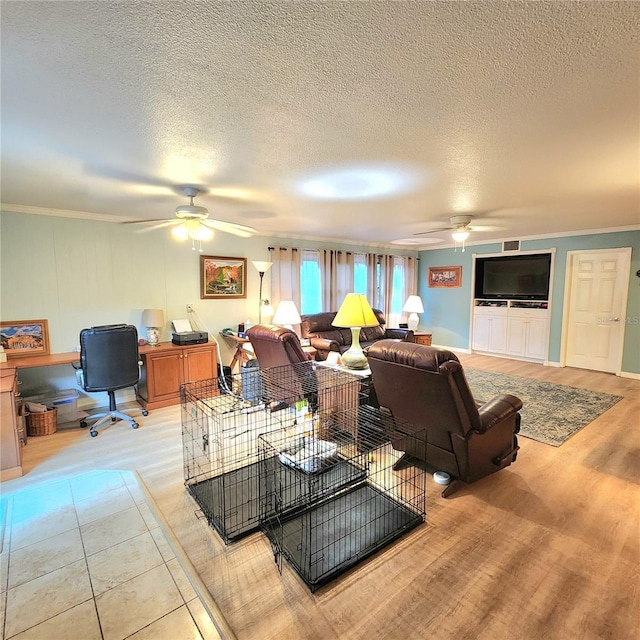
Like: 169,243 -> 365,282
1,1 -> 638,247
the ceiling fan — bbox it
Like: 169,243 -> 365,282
124,187 -> 256,251
413,215 -> 499,250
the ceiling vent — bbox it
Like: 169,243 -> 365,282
503,240 -> 520,252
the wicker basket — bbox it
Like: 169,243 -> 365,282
27,408 -> 58,436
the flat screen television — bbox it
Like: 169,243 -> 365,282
474,253 -> 551,301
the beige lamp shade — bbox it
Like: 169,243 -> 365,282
142,309 -> 164,327
273,300 -> 301,327
332,294 -> 379,328
142,308 -> 164,346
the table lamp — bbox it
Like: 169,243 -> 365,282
142,309 -> 164,345
403,295 -> 424,331
332,293 -> 379,369
252,261 -> 273,323
272,300 -> 301,330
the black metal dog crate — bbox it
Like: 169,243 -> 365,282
181,362 -> 367,543
259,404 -> 427,591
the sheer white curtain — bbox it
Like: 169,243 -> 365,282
391,255 -> 419,327
379,254 -> 395,320
320,250 -> 354,310
404,256 -> 419,321
270,247 -> 302,310
365,253 -> 379,309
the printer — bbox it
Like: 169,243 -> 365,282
172,331 -> 208,346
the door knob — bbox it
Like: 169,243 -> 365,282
610,317 -> 620,322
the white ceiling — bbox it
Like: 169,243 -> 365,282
1,1 -> 638,248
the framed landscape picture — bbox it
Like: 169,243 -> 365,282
200,256 -> 247,299
0,319 -> 50,358
428,266 -> 462,288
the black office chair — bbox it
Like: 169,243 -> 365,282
79,324 -> 148,437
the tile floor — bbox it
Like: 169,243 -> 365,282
0,470 -> 222,640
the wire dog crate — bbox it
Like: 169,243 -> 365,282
181,362 -> 367,543
259,404 -> 426,591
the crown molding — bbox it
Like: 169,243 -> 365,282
421,224 -> 640,251
0,203 -> 133,223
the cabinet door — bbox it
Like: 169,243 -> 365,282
472,316 -> 490,351
488,316 -> 508,353
183,346 -> 217,383
147,352 -> 183,403
524,318 -> 548,360
506,317 -> 527,357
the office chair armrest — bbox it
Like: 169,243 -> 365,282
476,394 -> 523,434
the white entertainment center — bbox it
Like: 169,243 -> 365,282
471,250 -> 554,363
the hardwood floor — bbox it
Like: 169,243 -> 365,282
4,354 -> 639,640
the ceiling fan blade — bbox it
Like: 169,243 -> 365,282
121,218 -> 180,225
203,219 -> 256,237
413,227 -> 452,236
134,220 -> 181,232
469,224 -> 506,232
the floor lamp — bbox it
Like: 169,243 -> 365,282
252,261 -> 273,324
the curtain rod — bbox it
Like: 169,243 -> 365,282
268,246 -> 418,259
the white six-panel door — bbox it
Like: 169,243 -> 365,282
564,248 -> 631,373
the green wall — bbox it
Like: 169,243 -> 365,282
0,211 -> 416,397
418,230 -> 640,374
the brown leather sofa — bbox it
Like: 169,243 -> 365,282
367,340 -> 522,497
300,309 -> 414,361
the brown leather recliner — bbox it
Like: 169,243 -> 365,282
300,309 -> 414,361
246,324 -> 316,410
367,340 -> 522,497
246,324 -> 311,369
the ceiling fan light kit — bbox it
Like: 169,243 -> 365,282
414,214 -> 475,251
125,185 -> 256,250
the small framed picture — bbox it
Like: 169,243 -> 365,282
200,256 -> 247,299
428,266 -> 462,288
0,319 -> 50,358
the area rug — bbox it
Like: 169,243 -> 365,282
463,369 -> 623,446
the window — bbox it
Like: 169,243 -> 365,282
388,258 -> 406,327
353,254 -> 367,295
300,251 -> 322,315
276,247 -> 416,321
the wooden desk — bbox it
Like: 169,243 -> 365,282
220,333 -> 253,373
0,341 -> 219,413
1,369 -> 23,480
0,351 -> 79,371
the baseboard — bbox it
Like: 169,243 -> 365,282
438,345 -> 471,354
545,360 -> 561,367
620,370 -> 640,380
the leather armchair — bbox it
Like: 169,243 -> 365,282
300,309 -> 414,361
246,324 -> 317,410
367,340 -> 522,497
246,324 -> 311,369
